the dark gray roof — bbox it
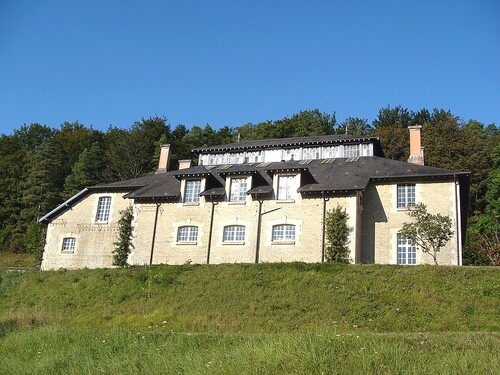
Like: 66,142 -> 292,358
106,156 -> 469,199
123,173 -> 180,200
193,134 -> 382,154
40,154 -> 469,221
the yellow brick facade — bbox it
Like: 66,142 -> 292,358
41,179 -> 461,270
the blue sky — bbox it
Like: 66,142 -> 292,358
1,0 -> 498,135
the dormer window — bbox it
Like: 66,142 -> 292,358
184,179 -> 201,203
277,175 -> 298,201
229,177 -> 248,202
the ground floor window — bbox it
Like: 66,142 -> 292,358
177,226 -> 198,242
397,233 -> 416,265
223,225 -> 245,242
272,224 -> 296,242
62,237 -> 76,252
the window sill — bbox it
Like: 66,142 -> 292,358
222,241 -> 245,245
397,206 -> 414,212
61,250 -> 75,254
176,241 -> 197,246
183,202 -> 200,206
272,241 -> 296,245
228,201 -> 246,205
276,199 -> 295,204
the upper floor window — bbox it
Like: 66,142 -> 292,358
62,237 -> 76,252
177,226 -> 198,243
303,147 -> 321,160
277,175 -> 297,200
272,224 -> 296,242
229,178 -> 248,202
344,144 -> 360,157
96,196 -> 112,222
223,225 -> 245,242
397,233 -> 416,265
397,184 -> 415,209
184,179 -> 201,203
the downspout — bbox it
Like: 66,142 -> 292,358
149,202 -> 161,266
321,191 -> 330,263
255,199 -> 263,263
454,175 -> 462,266
206,201 -> 218,264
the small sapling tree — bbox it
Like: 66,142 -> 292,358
113,206 -> 134,267
325,205 -> 351,263
400,203 -> 453,265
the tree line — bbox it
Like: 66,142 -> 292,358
0,107 -> 498,265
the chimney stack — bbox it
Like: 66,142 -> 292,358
156,144 -> 171,173
178,159 -> 192,170
407,126 -> 424,165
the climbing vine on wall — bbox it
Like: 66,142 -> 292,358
113,206 -> 134,267
325,205 -> 351,263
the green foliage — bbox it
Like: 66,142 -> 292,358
465,144 -> 500,266
112,206 -> 134,267
325,206 -> 350,263
400,203 -> 453,265
23,222 -> 46,267
63,143 -> 104,198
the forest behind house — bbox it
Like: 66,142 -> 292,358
0,106 -> 498,266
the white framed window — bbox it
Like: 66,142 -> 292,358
397,184 -> 416,209
177,226 -> 198,243
397,233 -> 416,265
277,175 -> 297,200
223,225 -> 245,242
229,178 -> 248,202
62,237 -> 76,252
184,179 -> 201,203
272,224 -> 296,242
96,196 -> 112,222
344,144 -> 360,157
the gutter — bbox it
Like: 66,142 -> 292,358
206,201 -> 218,264
321,191 -> 330,263
149,202 -> 161,266
454,175 -> 463,266
38,188 -> 89,223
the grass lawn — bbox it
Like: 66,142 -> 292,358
0,252 -> 36,269
1,263 -> 499,374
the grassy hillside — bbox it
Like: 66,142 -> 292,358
1,264 -> 499,374
1,263 -> 498,332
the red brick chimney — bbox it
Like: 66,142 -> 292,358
156,144 -> 171,173
408,125 -> 424,165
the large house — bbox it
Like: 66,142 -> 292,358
39,126 -> 470,270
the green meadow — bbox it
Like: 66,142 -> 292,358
1,263 -> 499,374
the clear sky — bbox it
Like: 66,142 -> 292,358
0,0 -> 498,135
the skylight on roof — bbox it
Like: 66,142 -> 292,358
257,162 -> 271,167
321,158 -> 335,164
217,164 -> 232,170
346,157 -> 360,163
299,160 -> 312,165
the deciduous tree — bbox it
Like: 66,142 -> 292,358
400,203 -> 453,265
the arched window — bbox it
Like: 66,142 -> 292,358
272,224 -> 296,242
223,225 -> 245,242
177,226 -> 198,242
